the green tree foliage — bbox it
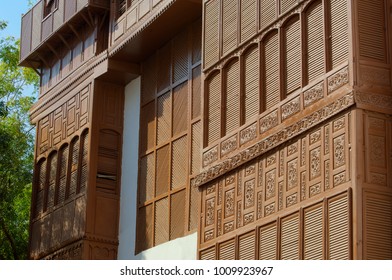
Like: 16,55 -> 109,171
0,20 -> 38,260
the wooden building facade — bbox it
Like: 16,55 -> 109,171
19,0 -> 392,259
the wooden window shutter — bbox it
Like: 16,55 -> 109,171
260,0 -> 277,30
225,60 -> 241,135
191,121 -> 202,175
141,55 -> 157,104
328,0 -> 349,68
244,46 -> 259,122
173,82 -> 188,137
192,65 -> 202,119
222,0 -> 238,54
306,1 -> 324,84
259,222 -> 277,259
280,0 -> 297,14
204,0 -> 220,68
264,31 -> 280,110
157,42 -> 171,93
171,136 -> 188,190
364,193 -> 392,259
170,189 -> 186,239
241,0 -> 257,43
304,203 -> 324,259
239,231 -> 256,260
79,130 -> 89,193
139,153 -> 154,203
327,193 -> 350,259
35,160 -> 47,218
154,197 -> 169,245
280,214 -> 300,259
57,145 -> 69,205
140,101 -> 155,153
47,152 -> 57,209
69,138 -> 79,198
136,204 -> 153,252
200,247 -> 216,260
157,92 -> 171,145
284,17 -> 301,96
358,0 -> 386,62
155,145 -> 170,197
207,73 -> 221,146
219,238 -> 236,259
173,31 -> 189,83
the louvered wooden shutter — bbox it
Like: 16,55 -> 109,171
284,18 -> 301,95
204,0 -> 220,68
260,0 -> 276,30
157,92 -> 171,145
155,197 -> 169,245
327,194 -> 349,259
222,0 -> 238,54
58,145 -> 69,205
364,193 -> 392,259
139,153 -> 154,203
241,0 -> 257,43
192,66 -> 202,119
69,138 -> 79,198
170,189 -> 186,239
200,247 -> 216,260
80,131 -> 88,193
157,42 -> 171,93
280,0 -> 296,14
259,222 -> 277,259
35,160 -> 47,218
173,82 -> 188,136
173,31 -> 189,83
239,231 -> 256,259
155,145 -> 170,197
358,0 -> 386,62
225,60 -> 241,135
207,73 -> 221,145
47,152 -> 57,209
329,0 -> 348,68
136,204 -> 153,252
306,1 -> 324,84
264,32 -> 280,110
304,203 -> 324,259
219,239 -> 236,259
171,136 -> 187,190
140,101 -> 155,153
280,214 -> 300,259
244,46 -> 259,122
191,121 -> 202,175
141,55 -> 157,104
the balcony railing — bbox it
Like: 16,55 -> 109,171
20,0 -> 109,67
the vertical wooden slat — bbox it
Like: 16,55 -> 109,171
53,0 -> 64,31
329,0 -> 349,68
244,46 -> 259,122
58,145 -> 69,205
68,138 -> 79,198
170,189 -> 186,239
306,1 -> 324,84
264,31 -> 280,110
260,0 -> 276,30
241,0 -> 257,43
259,223 -> 277,259
20,11 -> 32,60
31,2 -> 43,50
155,145 -> 170,197
281,214 -> 300,259
304,203 -> 324,259
192,18 -> 202,65
47,152 -> 57,210
328,194 -> 349,259
171,136 -> 188,190
225,60 -> 241,135
204,0 -> 220,68
207,73 -> 221,145
284,17 -> 301,95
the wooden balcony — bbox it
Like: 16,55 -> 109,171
20,0 -> 109,68
109,0 -> 202,63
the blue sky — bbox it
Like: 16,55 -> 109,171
0,0 -> 35,38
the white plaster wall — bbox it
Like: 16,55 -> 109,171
118,77 -> 197,260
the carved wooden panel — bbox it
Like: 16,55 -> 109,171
136,19 -> 202,252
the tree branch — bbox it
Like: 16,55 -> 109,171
0,218 -> 18,259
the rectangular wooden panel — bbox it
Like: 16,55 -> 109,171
241,0 -> 257,43
171,136 -> 188,190
200,247 -> 216,260
64,0 -> 77,21
31,2 -> 43,50
259,222 -> 277,259
239,231 -> 256,259
136,204 -> 153,252
260,0 -> 276,30
191,121 -> 202,175
157,42 -> 171,93
141,55 -> 157,104
329,0 -> 348,68
157,92 -> 171,145
155,197 -> 169,245
207,73 -> 221,145
140,101 -> 155,153
225,60 -> 241,135
328,193 -> 349,259
173,82 -> 188,136
284,18 -> 301,95
304,203 -> 324,259
173,31 -> 189,83
222,0 -> 238,54
280,0 -> 296,14
280,214 -> 299,259
155,145 -> 170,197
219,238 -> 236,259
244,46 -> 259,121
204,0 -> 220,68
170,189 -> 186,239
264,32 -> 280,109
139,153 -> 154,203
20,11 -> 32,60
192,65 -> 202,119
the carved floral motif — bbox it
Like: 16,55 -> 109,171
309,183 -> 321,197
333,172 -> 346,187
286,193 -> 298,207
287,160 -> 298,190
243,212 -> 254,226
204,230 -> 214,242
304,82 -> 324,107
203,146 -> 218,167
328,67 -> 349,94
224,222 -> 234,234
281,97 -> 300,120
266,170 -> 276,200
310,129 -> 321,144
225,189 -> 235,218
221,135 -> 237,157
240,123 -> 257,146
244,180 -> 255,208
205,198 -> 215,226
356,92 -> 392,110
260,110 -> 278,134
301,172 -> 306,201
265,203 -> 275,216
333,135 -> 345,168
310,147 -> 321,180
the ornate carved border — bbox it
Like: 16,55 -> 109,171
192,92 -> 355,188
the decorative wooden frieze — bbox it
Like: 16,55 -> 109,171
328,67 -> 349,94
304,82 -> 324,107
203,145 -> 219,167
278,182 -> 284,211
221,135 -> 238,157
240,122 -> 257,146
260,110 -> 279,134
281,97 -> 301,120
300,171 -> 306,201
193,92 -> 354,188
356,92 -> 392,111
